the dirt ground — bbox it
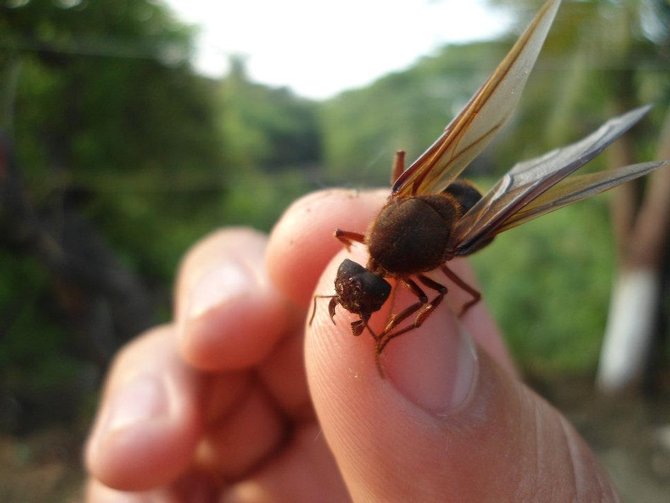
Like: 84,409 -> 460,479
1,376 -> 669,502
0,427 -> 83,502
537,375 -> 670,503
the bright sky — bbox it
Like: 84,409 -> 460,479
163,0 -> 510,100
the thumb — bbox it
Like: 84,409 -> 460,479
306,251 -> 617,501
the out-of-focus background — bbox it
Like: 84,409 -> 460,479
1,0 -> 669,501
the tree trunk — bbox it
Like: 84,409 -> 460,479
596,109 -> 670,393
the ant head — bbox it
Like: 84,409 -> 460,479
334,259 -> 391,318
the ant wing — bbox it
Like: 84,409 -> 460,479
450,105 -> 660,255
495,160 -> 669,233
392,0 -> 561,197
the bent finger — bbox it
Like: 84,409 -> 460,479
176,228 -> 293,371
267,188 -> 387,308
85,326 -> 204,491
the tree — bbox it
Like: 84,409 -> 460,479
491,0 -> 670,392
596,0 -> 670,393
0,0 -> 227,426
218,56 -> 321,171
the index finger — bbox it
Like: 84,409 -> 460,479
175,228 -> 291,371
266,188 -> 514,374
267,188 -> 387,307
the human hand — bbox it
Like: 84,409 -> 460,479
85,189 -> 618,501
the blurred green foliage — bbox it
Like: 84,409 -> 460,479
471,194 -> 615,375
2,0 -> 226,277
219,56 -> 321,171
0,0 -> 668,431
0,0 -> 319,429
320,42 -> 506,186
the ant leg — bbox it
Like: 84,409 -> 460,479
382,278 -> 428,334
309,295 -> 337,325
309,295 -> 374,339
391,150 -> 406,184
327,296 -> 338,322
334,229 -> 365,250
379,275 -> 447,353
440,264 -> 481,316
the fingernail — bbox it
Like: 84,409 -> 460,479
187,262 -> 254,320
385,315 -> 478,415
100,375 -> 168,435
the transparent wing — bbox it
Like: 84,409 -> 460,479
392,0 -> 562,197
496,160 -> 670,232
450,105 -> 654,255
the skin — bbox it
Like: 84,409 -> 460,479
84,189 -> 618,502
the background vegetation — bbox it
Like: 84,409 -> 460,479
0,0 -> 669,499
